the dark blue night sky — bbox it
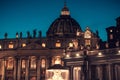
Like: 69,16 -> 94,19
0,0 -> 120,41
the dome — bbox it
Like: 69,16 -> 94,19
47,5 -> 82,38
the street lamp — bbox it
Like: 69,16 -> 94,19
82,50 -> 89,80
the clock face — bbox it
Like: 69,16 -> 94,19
84,30 -> 91,38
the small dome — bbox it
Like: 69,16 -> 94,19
62,6 -> 69,11
47,5 -> 82,38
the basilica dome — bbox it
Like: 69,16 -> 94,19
47,5 -> 82,38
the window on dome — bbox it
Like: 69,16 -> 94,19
42,43 -> 46,48
61,11 -> 70,15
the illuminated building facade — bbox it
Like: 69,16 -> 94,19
0,3 -> 120,80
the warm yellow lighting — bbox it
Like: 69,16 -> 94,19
98,52 -> 102,56
22,43 -> 26,47
61,11 -> 70,15
8,44 -> 14,48
42,43 -> 46,47
73,39 -> 78,49
30,56 -> 36,69
41,59 -> 46,68
85,40 -> 91,46
76,53 -> 80,57
66,54 -> 70,58
0,45 -> 2,49
73,67 -> 81,80
54,56 -> 61,64
69,42 -> 73,47
46,69 -> 69,80
7,57 -> 14,69
110,30 -> 113,32
55,42 -> 61,47
84,28 -> 91,38
22,60 -> 26,69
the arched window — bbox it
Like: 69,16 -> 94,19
41,58 -> 46,68
22,60 -> 26,69
30,56 -> 36,69
6,57 -> 14,70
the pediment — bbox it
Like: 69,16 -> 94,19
19,42 -> 48,50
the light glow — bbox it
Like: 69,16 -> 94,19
22,43 -> 26,47
0,45 -> 2,49
46,69 -> 69,80
76,53 -> 80,57
66,54 -> 70,58
8,44 -> 14,48
42,43 -> 46,47
98,52 -> 102,56
69,42 -> 73,47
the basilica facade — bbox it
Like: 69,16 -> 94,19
0,4 -> 120,80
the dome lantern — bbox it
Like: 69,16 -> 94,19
61,1 -> 70,16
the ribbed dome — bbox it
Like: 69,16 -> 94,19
46,5 -> 82,38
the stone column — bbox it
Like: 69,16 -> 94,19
25,58 -> 29,80
97,65 -> 102,80
17,58 -> 21,80
1,59 -> 5,80
13,58 -> 17,80
108,64 -> 112,80
37,58 -> 40,80
70,66 -> 73,80
114,64 -> 120,80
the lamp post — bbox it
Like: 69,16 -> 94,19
82,50 -> 89,80
72,39 -> 90,80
